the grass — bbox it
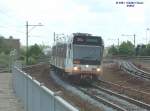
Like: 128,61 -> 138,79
0,53 -> 10,67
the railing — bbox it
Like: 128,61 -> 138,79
12,65 -> 79,111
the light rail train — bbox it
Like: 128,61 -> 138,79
51,33 -> 104,81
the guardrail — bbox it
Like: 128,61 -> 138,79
12,65 -> 79,111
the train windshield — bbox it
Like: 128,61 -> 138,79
73,45 -> 102,65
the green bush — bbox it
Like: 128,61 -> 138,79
108,45 -> 118,55
28,57 -> 37,65
118,41 -> 134,55
0,53 -> 9,66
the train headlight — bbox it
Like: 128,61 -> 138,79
73,66 -> 78,71
96,68 -> 101,72
86,65 -> 89,68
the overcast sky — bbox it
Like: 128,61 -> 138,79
0,0 -> 149,46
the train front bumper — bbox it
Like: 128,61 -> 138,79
72,65 -> 102,75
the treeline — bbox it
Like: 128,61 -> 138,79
0,36 -> 11,54
135,44 -> 150,56
20,44 -> 50,65
0,35 -> 50,65
0,36 -> 13,66
108,41 -> 150,56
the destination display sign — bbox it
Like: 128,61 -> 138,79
73,36 -> 103,46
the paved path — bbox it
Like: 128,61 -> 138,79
0,73 -> 24,111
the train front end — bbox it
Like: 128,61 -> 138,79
71,34 -> 104,80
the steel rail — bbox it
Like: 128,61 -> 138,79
129,62 -> 150,79
97,79 -> 150,97
120,61 -> 150,80
78,87 -> 127,111
92,83 -> 150,110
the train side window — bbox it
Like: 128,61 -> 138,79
68,49 -> 70,57
68,44 -> 70,58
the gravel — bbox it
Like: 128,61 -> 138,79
101,61 -> 150,104
50,70 -> 115,111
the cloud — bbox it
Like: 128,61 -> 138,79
0,0 -> 149,46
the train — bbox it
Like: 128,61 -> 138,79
50,33 -> 104,81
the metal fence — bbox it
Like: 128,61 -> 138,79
12,65 -> 79,111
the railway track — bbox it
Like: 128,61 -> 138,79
109,56 -> 150,61
78,87 -> 127,111
97,79 -> 150,102
77,83 -> 149,111
94,81 -> 150,110
23,63 -> 150,111
49,66 -> 146,111
119,61 -> 150,80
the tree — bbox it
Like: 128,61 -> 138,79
146,44 -> 150,56
27,44 -> 43,64
0,36 -> 13,54
136,44 -> 147,56
0,36 -> 4,52
108,45 -> 118,55
28,44 -> 43,57
118,41 -> 134,55
0,36 -> 4,48
19,46 -> 26,61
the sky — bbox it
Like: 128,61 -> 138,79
0,0 -> 149,47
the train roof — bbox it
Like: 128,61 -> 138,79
73,33 -> 92,36
53,33 -> 103,46
72,33 -> 102,38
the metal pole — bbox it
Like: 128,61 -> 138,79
25,21 -> 43,65
26,21 -> 29,65
25,22 -> 29,111
147,28 -> 150,44
118,38 -> 120,47
146,29 -> 148,44
54,32 -> 55,44
133,34 -> 135,47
